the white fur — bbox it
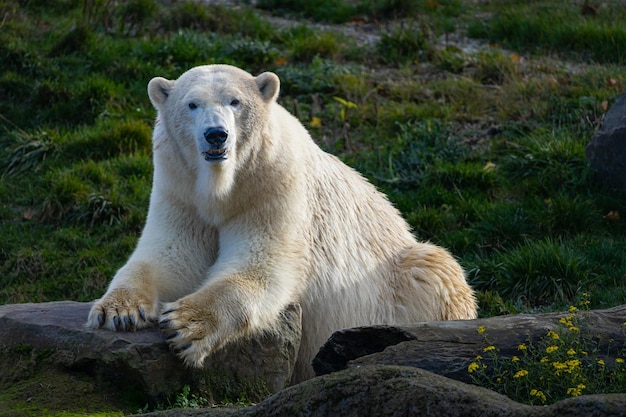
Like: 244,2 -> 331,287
87,64 -> 477,382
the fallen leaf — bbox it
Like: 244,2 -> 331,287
601,100 -> 609,112
483,161 -> 497,172
603,211 -> 620,222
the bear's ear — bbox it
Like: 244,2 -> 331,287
148,77 -> 175,108
255,72 -> 280,103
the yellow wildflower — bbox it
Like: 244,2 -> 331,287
597,359 -> 605,367
513,369 -> 529,378
616,358 -> 624,364
468,362 -> 480,373
477,326 -> 486,334
530,389 -> 547,403
475,355 -> 483,360
560,315 -> 575,327
511,356 -> 519,362
518,343 -> 527,351
567,384 -> 586,397
546,345 -> 559,354
546,330 -> 560,340
568,305 -> 578,313
567,349 -> 576,356
566,359 -> 581,372
540,356 -> 549,363
552,360 -> 580,376
569,326 -> 580,332
483,345 -> 496,352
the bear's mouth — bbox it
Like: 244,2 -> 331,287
202,149 -> 228,161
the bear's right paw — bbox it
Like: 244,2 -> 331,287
86,288 -> 159,331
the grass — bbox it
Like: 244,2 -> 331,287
1,0 -> 626,407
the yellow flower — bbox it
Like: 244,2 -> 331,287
546,330 -> 560,340
546,345 -> 559,354
513,369 -> 529,378
530,389 -> 547,403
483,345 -> 496,352
552,360 -> 580,375
540,356 -> 549,363
475,355 -> 483,360
560,315 -> 575,327
468,362 -> 480,373
569,326 -> 580,332
597,359 -> 605,367
616,358 -> 624,364
511,356 -> 519,362
567,384 -> 586,397
518,343 -> 527,351
309,117 -> 322,128
566,359 -> 581,372
477,326 -> 486,334
567,349 -> 577,356
569,305 -> 578,313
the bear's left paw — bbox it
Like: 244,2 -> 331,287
159,300 -> 219,367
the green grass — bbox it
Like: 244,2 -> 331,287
468,2 -> 626,64
1,0 -> 626,320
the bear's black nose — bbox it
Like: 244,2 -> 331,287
204,127 -> 228,145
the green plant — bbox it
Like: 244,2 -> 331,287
171,385 -> 209,409
279,25 -> 343,63
377,21 -> 432,65
468,295 -> 626,405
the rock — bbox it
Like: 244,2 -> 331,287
0,301 -> 301,412
4,302 -> 626,417
586,92 -> 626,190
137,365 -> 626,417
313,305 -> 626,383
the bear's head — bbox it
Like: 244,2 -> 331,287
147,65 -> 280,171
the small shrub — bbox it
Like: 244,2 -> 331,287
279,25 -> 343,63
1,130 -> 59,177
158,3 -> 274,39
377,21 -> 432,65
50,24 -> 94,56
221,39 -> 280,71
472,49 -> 520,86
486,238 -> 590,306
117,0 -> 157,36
469,296 -> 626,405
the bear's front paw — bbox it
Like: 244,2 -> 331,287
87,288 -> 159,331
159,300 -> 219,367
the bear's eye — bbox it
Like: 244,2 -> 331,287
230,99 -> 240,107
188,102 -> 198,110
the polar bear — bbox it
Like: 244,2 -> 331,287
86,64 -> 477,382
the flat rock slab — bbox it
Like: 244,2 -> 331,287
0,301 -> 301,409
